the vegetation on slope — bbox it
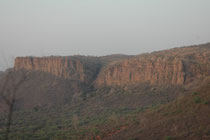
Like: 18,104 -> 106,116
0,43 -> 209,140
0,79 -> 186,140
104,77 -> 210,140
0,77 -> 209,140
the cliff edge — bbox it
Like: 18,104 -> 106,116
14,43 -> 210,87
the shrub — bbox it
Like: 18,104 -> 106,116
128,138 -> 138,140
165,136 -> 176,140
204,101 -> 209,105
194,97 -> 202,103
192,92 -> 199,95
33,106 -> 40,112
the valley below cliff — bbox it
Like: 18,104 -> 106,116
0,43 -> 210,140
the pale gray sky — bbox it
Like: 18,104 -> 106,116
0,0 -> 210,70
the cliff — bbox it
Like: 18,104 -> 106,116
95,44 -> 210,87
14,56 -> 101,84
14,43 -> 210,87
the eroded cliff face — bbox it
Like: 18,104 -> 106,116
14,56 -> 101,83
95,45 -> 210,87
14,44 -> 210,87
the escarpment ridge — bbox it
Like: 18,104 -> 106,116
14,43 -> 210,87
14,56 -> 101,83
96,44 -> 210,86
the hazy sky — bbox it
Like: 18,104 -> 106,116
0,0 -> 210,70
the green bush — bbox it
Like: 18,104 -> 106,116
33,106 -> 40,112
165,136 -> 176,140
194,97 -> 202,103
192,92 -> 199,95
128,138 -> 138,140
204,101 -> 209,105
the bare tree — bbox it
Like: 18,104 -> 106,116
72,114 -> 79,132
0,70 -> 27,140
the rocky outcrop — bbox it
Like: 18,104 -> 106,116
95,44 -> 210,87
14,56 -> 101,84
14,43 -> 210,87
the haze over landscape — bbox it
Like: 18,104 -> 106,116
0,1 -> 210,140
1,0 -> 210,70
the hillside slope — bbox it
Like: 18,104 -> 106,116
103,77 -> 210,140
0,43 -> 209,140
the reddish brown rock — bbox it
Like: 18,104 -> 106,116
95,45 -> 210,87
14,44 -> 210,87
14,56 -> 100,83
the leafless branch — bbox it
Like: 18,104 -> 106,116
0,70 -> 27,140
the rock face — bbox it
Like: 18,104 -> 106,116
14,43 -> 210,87
14,56 -> 101,84
95,44 -> 210,87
